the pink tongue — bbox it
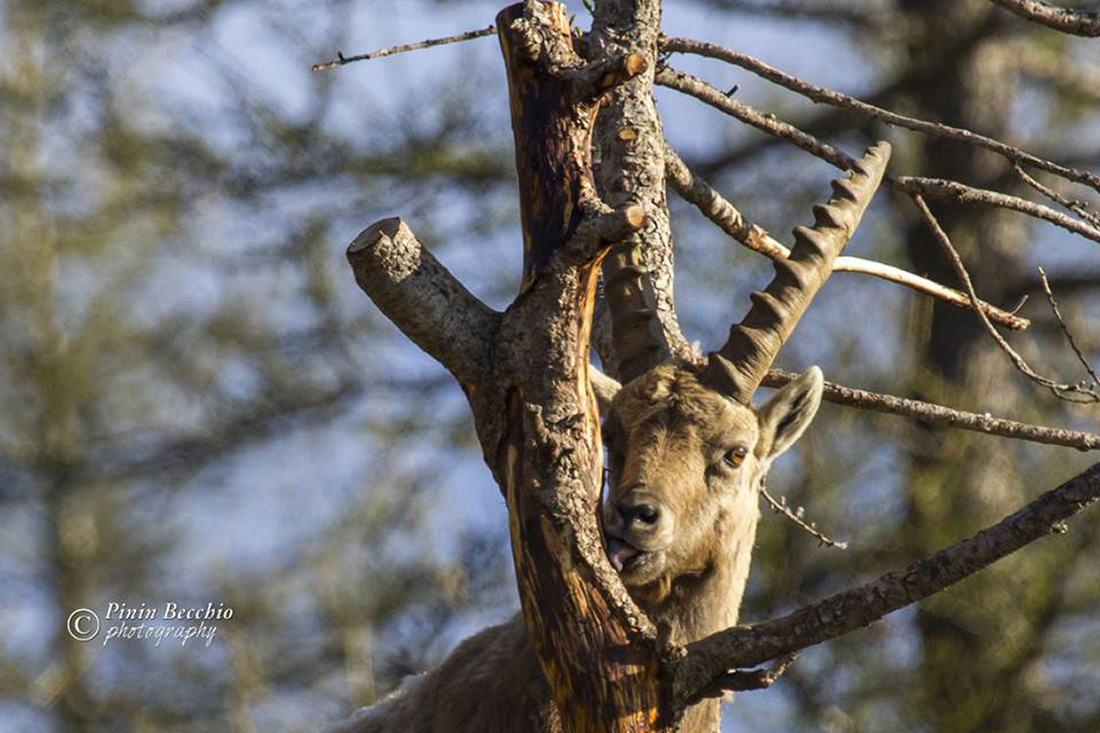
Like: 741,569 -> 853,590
607,538 -> 641,572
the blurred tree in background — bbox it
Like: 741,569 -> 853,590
1,0 -> 1097,731
0,1 -> 517,730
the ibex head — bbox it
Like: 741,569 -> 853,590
594,142 -> 890,620
600,364 -> 822,595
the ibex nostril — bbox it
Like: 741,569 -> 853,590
623,503 -> 660,527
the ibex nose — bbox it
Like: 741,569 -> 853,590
617,492 -> 662,529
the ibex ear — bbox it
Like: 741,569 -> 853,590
590,368 -> 622,417
757,366 -> 824,462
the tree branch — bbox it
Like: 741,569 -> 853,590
655,66 -> 1100,245
661,37 -> 1100,194
1013,163 -> 1100,229
663,143 -> 1031,330
673,461 -> 1100,707
312,25 -> 498,71
763,369 -> 1100,451
1038,266 -> 1100,391
989,0 -> 1100,37
683,652 -> 800,705
913,195 -> 1100,403
346,217 -> 499,386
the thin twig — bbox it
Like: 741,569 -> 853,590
1013,163 -> 1100,229
763,369 -> 1100,451
663,143 -> 1030,330
661,37 -> 1100,194
989,0 -> 1100,37
760,481 -> 848,549
1038,266 -> 1100,390
654,66 -> 1100,246
913,195 -> 1100,404
312,25 -> 497,71
897,176 -> 1100,244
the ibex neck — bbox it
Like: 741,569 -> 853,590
641,508 -> 759,733
649,511 -> 759,645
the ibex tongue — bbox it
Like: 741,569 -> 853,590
607,537 -> 641,572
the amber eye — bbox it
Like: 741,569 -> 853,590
722,446 -> 748,469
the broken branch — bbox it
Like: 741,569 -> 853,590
346,217 -> 499,386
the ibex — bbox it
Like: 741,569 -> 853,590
331,142 -> 890,732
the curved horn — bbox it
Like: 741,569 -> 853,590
704,141 -> 892,403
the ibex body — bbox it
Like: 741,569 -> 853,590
331,142 -> 890,733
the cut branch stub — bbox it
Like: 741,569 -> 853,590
704,141 -> 892,403
496,2 -> 644,291
346,217 -> 498,387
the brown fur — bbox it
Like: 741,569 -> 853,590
329,364 -> 822,733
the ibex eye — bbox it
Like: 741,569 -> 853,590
722,446 -> 748,468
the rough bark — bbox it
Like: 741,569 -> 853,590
590,0 -> 691,382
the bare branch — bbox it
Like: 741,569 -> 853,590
663,143 -> 1030,330
1038,266 -> 1100,390
346,218 -> 499,386
760,482 -> 849,549
1013,163 -> 1100,229
762,369 -> 1100,451
661,37 -> 1100,194
898,176 -> 1100,244
989,0 -> 1100,37
674,461 -> 1100,705
655,66 -> 1100,245
913,195 -> 1100,403
312,25 -> 497,71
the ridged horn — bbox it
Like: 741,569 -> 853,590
704,141 -> 892,403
